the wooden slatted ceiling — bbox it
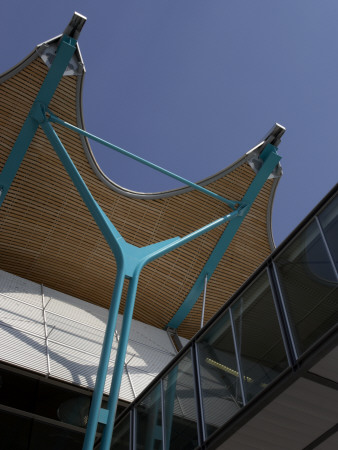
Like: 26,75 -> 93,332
0,55 -> 276,339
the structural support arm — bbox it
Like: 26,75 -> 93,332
29,110 -> 249,450
0,34 -> 78,208
167,144 -> 281,329
0,16 -> 282,448
48,112 -> 242,209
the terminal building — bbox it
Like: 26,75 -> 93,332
0,14 -> 337,450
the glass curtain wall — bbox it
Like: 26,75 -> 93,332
110,190 -> 337,450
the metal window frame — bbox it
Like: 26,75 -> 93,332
271,261 -> 299,361
192,342 -> 207,446
315,215 -> 338,281
110,187 -> 338,450
229,306 -> 247,406
267,264 -> 297,367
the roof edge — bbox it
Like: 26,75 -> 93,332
0,32 -> 284,252
76,69 -> 284,200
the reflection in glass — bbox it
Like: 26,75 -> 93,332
0,366 -> 92,427
0,368 -> 38,413
57,396 -> 90,428
0,410 -> 85,450
275,219 -> 338,354
0,411 -> 31,450
196,311 -> 242,437
163,350 -> 199,450
30,420 -> 84,450
110,412 -> 130,450
231,270 -> 288,402
136,383 -> 163,450
318,194 -> 338,274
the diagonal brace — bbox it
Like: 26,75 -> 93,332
47,111 -> 244,209
167,144 -> 281,329
0,35 -> 78,208
30,110 -> 245,450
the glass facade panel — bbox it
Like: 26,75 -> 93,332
110,412 -> 130,450
163,350 -> 199,450
136,383 -> 163,450
39,384 -> 90,427
275,219 -> 338,354
0,367 -> 91,427
0,368 -> 38,413
318,194 -> 338,273
29,420 -> 84,450
197,310 -> 242,437
231,270 -> 288,402
0,410 -> 32,450
0,410 -> 85,450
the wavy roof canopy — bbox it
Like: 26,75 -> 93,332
0,34 -> 284,339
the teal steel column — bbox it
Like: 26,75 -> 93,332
34,115 -> 127,450
100,273 -> 140,449
0,15 -> 283,450
36,114 -> 244,450
38,114 -> 124,262
36,109 -> 280,450
97,210 -> 241,450
165,365 -> 179,450
168,144 -> 281,329
0,35 -> 77,208
34,116 -> 127,450
84,269 -> 126,449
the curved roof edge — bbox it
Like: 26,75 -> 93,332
75,72 -> 285,250
76,65 -> 285,201
0,35 -> 285,250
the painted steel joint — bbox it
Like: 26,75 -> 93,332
29,102 -> 48,124
98,408 -> 109,425
167,145 -> 282,329
236,203 -> 249,216
0,14 -> 282,447
259,142 -> 278,161
0,30 -> 77,211
60,35 -> 77,48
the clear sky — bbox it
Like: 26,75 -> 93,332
1,1 -> 337,245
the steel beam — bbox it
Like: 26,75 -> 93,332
33,113 -> 246,450
5,89 -> 281,449
48,112 -> 242,209
0,34 -> 77,208
167,144 -> 281,329
2,27 -> 282,449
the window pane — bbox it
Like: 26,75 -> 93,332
40,384 -> 90,426
231,270 -> 288,402
0,411 -> 85,450
111,412 -> 130,450
163,350 -> 199,450
30,420 -> 84,450
275,219 -> 338,354
319,194 -> 338,273
197,311 -> 242,437
0,368 -> 38,413
136,383 -> 163,450
0,410 -> 31,450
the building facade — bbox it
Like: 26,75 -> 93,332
0,14 -> 337,450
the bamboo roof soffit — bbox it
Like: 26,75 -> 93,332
0,22 -> 285,338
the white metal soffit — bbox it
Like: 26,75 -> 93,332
0,269 -> 178,402
217,374 -> 338,450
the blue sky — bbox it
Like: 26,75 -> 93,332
1,1 -> 337,245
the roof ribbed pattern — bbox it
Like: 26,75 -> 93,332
0,43 -> 279,338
